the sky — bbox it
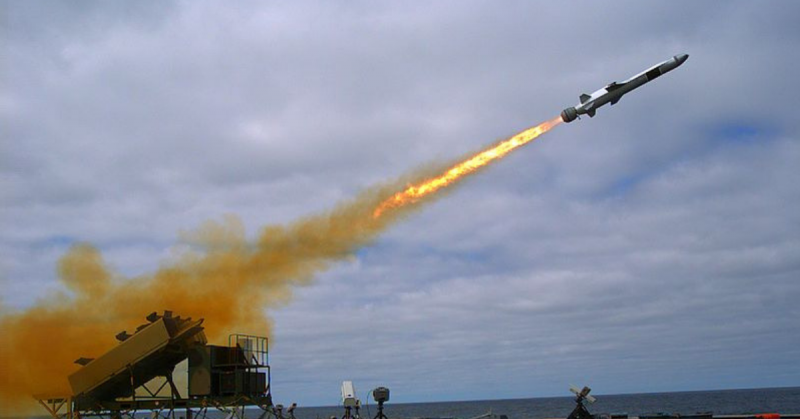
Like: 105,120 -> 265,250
2,0 -> 800,408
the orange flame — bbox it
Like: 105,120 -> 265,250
374,116 -> 563,217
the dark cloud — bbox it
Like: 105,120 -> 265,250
2,0 -> 799,406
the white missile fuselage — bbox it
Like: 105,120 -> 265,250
561,54 -> 688,123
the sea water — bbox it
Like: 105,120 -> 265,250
292,387 -> 800,419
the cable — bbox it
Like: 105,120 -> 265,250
363,389 -> 373,419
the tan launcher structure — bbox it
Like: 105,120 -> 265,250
36,311 -> 273,419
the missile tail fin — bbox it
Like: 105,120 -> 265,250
587,109 -> 596,117
579,94 -> 591,104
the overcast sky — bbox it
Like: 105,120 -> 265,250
2,0 -> 799,407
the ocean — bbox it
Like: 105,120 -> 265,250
19,387 -> 798,419
291,387 -> 800,419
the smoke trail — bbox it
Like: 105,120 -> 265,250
0,118 -> 560,415
0,180 -> 411,413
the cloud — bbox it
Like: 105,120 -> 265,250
2,0 -> 799,409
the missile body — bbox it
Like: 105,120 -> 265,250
561,54 -> 688,123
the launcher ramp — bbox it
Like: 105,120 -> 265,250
68,311 -> 206,404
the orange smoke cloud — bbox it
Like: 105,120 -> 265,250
0,117 -> 561,415
0,184 -> 408,414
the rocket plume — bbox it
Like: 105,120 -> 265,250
373,116 -> 562,218
0,116 -> 561,415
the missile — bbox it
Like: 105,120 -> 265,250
560,53 -> 689,123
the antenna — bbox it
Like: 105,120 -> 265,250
569,385 -> 596,404
567,385 -> 597,419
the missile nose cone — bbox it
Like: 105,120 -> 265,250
676,53 -> 689,65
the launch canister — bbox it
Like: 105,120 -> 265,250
560,53 -> 689,123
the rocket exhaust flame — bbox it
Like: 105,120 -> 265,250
373,116 -> 562,218
0,116 -> 562,415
